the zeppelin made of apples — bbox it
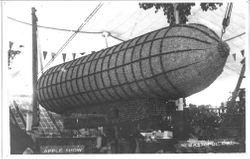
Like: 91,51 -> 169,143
37,23 -> 230,114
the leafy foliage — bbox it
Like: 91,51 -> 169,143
8,41 -> 22,69
185,88 -> 245,139
200,3 -> 223,11
184,105 -> 222,139
139,3 -> 223,25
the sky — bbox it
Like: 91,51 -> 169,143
3,1 -> 248,107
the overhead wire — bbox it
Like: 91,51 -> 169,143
109,34 -> 125,42
129,10 -> 142,37
224,65 -> 240,74
39,3 -> 104,75
109,9 -> 139,32
118,10 -> 150,38
7,16 -> 103,34
224,32 -> 245,42
136,15 -> 162,36
8,15 -> 124,42
37,28 -> 44,76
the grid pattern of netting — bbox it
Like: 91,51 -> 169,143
39,108 -> 64,136
37,24 -> 229,114
9,100 -> 63,136
10,106 -> 26,130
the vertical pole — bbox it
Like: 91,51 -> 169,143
173,3 -> 185,140
114,125 -> 119,153
173,3 -> 180,24
102,32 -> 109,48
176,98 -> 184,111
31,7 -> 39,130
173,98 -> 185,140
104,37 -> 108,48
230,59 -> 245,103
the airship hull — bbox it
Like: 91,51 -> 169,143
37,23 -> 229,114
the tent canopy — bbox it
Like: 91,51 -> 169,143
5,1 -> 246,106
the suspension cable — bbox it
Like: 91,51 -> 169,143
224,32 -> 245,42
38,3 -> 104,75
37,29 -> 44,76
221,2 -> 233,39
8,16 -> 124,42
7,16 -> 102,34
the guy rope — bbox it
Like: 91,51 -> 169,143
221,2 -> 233,39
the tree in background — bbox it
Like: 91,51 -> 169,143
139,3 -> 223,25
184,104 -> 222,139
8,41 -> 23,69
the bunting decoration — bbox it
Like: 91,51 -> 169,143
8,41 -> 21,69
51,52 -> 56,59
9,41 -> 13,49
72,53 -> 76,60
62,53 -> 66,63
240,58 -> 245,64
80,52 -> 85,56
43,51 -> 47,60
241,50 -> 244,57
232,53 -> 236,61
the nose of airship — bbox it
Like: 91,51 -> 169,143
217,41 -> 230,58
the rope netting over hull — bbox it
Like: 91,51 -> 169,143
37,23 -> 230,114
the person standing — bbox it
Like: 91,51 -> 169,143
128,134 -> 136,153
95,130 -> 108,153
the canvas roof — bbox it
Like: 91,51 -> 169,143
4,1 -> 247,106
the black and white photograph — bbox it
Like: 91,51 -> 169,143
0,0 -> 249,156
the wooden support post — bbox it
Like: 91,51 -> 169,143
102,31 -> 109,48
114,125 -> 119,153
173,98 -> 185,140
173,3 -> 184,137
176,98 -> 184,111
27,7 -> 39,132
172,4 -> 185,140
230,58 -> 245,103
32,7 -> 39,128
173,3 -> 180,24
